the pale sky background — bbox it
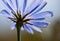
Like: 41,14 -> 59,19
0,0 -> 60,41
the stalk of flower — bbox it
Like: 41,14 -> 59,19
0,0 -> 53,41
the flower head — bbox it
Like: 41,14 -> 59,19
0,0 -> 53,34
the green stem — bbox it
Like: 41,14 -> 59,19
17,27 -> 21,41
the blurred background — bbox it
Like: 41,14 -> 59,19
0,0 -> 60,41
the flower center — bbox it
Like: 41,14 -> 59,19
8,10 -> 31,27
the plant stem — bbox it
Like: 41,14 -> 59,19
17,27 -> 21,41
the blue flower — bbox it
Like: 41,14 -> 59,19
0,0 -> 53,34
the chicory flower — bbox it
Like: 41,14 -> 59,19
0,0 -> 53,34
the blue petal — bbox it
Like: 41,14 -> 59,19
2,0 -> 14,11
11,23 -> 16,30
32,1 -> 47,14
9,0 -> 13,6
1,10 -> 10,15
24,24 -> 34,34
25,0 -> 43,14
27,4 -> 40,14
16,0 -> 18,9
0,10 -> 10,18
23,0 -> 27,12
31,18 -> 45,20
31,22 -> 48,27
29,11 -> 53,19
28,24 -> 42,32
9,0 -> 13,5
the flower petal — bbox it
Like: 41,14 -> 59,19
1,10 -> 10,15
9,0 -> 13,6
29,11 -> 53,19
11,23 -> 16,30
33,18 -> 45,20
16,0 -> 18,9
21,27 -> 24,31
32,0 -> 47,14
29,22 -> 48,27
9,0 -> 17,12
27,4 -> 40,14
0,10 -> 10,18
2,0 -> 14,11
23,0 -> 27,12
17,0 -> 25,16
24,24 -> 34,34
25,0 -> 43,14
27,24 -> 42,32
